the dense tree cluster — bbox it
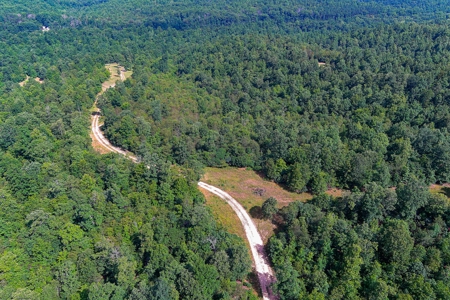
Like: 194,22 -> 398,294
268,181 -> 450,299
101,23 -> 450,193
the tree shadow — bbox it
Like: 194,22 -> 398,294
255,170 -> 270,181
255,170 -> 295,194
255,244 -> 278,299
272,213 -> 284,227
250,206 -> 263,219
256,271 -> 278,300
247,270 -> 263,299
441,187 -> 450,198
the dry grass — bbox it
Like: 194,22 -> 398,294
326,188 -> 345,198
202,189 -> 247,245
102,63 -> 132,92
123,70 -> 133,79
19,76 -> 44,86
202,167 -> 348,242
202,167 -> 313,242
89,118 -> 111,154
34,77 -> 44,84
203,167 -> 313,209
19,76 -> 30,87
430,184 -> 450,199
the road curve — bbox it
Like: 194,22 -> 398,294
91,113 -> 138,163
198,182 -> 276,300
90,68 -> 276,299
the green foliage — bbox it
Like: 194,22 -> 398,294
0,11 -> 253,297
262,197 -> 278,220
268,183 -> 450,299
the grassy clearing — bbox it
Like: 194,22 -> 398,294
202,167 -> 348,242
203,167 -> 313,209
202,167 -> 313,242
19,76 -> 44,86
123,70 -> 133,79
430,184 -> 450,198
203,189 -> 247,244
102,63 -> 132,92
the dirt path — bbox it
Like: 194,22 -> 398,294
90,65 -> 277,300
198,182 -> 276,300
91,112 -> 138,162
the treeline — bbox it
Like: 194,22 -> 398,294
2,0 -> 450,36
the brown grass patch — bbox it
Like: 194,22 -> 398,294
34,77 -> 44,84
326,188 -> 345,198
430,184 -> 450,199
203,167 -> 312,208
90,117 -> 111,154
19,76 -> 44,86
202,167 -> 313,242
102,63 -> 132,92
19,76 -> 30,87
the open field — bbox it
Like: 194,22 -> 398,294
201,167 -> 347,242
202,167 -> 313,242
19,76 -> 44,86
102,63 -> 132,92
202,167 -> 313,209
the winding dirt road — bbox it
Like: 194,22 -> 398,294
198,182 -> 276,299
91,113 -> 138,162
90,66 -> 276,300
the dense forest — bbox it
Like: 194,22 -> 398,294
101,23 -> 450,192
267,182 -> 450,299
1,0 -> 450,299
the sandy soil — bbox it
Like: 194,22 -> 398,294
19,76 -> 44,86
